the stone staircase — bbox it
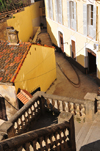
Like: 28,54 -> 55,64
75,114 -> 100,151
36,29 -> 52,46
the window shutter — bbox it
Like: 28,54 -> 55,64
58,0 -> 62,24
50,0 -> 53,20
46,0 -> 49,18
93,5 -> 96,40
74,2 -> 77,31
55,0 -> 58,22
83,4 -> 87,36
67,1 -> 70,28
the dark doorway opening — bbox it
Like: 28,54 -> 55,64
88,51 -> 96,75
0,97 -> 7,121
59,32 -> 64,53
31,87 -> 41,95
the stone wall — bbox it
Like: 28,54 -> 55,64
0,21 -> 8,41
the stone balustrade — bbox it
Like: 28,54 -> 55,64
0,91 -> 96,143
40,92 -> 95,122
0,114 -> 76,151
0,92 -> 44,139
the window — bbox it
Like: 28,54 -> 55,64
83,4 -> 96,40
47,0 -> 53,20
67,1 -> 76,31
55,0 -> 62,24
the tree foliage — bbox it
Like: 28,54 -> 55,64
0,0 -> 28,12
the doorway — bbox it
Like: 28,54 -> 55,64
59,31 -> 64,53
71,40 -> 76,60
88,49 -> 96,75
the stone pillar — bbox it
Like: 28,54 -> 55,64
96,96 -> 100,114
84,93 -> 97,121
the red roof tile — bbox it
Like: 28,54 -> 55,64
17,89 -> 32,104
0,41 -> 31,83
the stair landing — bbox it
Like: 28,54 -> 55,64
76,114 -> 100,151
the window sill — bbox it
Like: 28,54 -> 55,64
87,35 -> 94,40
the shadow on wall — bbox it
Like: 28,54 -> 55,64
80,140 -> 100,151
46,21 -> 60,50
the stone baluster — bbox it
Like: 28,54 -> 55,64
36,142 -> 41,150
70,103 -> 75,115
55,132 -> 60,151
14,122 -> 18,135
46,98 -> 50,109
62,101 -> 66,111
25,111 -> 28,124
47,137 -> 51,148
24,142 -> 30,151
31,105 -> 35,117
52,99 -> 55,110
21,114 -> 25,129
57,100 -> 60,111
29,144 -> 34,151
60,131 -> 65,151
59,100 -> 63,112
39,137 -> 44,151
42,139 -> 46,149
50,134 -> 53,150
17,120 -> 20,134
68,102 -> 71,112
54,100 -> 58,109
64,102 -> 68,112
18,118 -> 22,132
80,104 -> 86,117
45,136 -> 49,150
32,140 -> 37,151
75,103 -> 80,116
35,102 -> 38,113
63,128 -> 69,149
49,98 -> 53,105
17,146 -> 23,151
97,100 -> 100,113
28,108 -> 32,121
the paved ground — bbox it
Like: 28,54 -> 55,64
46,52 -> 99,99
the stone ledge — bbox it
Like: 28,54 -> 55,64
84,92 -> 97,101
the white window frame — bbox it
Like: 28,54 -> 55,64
87,5 -> 93,37
55,0 -> 63,24
83,4 -> 96,40
47,0 -> 53,20
67,1 -> 77,31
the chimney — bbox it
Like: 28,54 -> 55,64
6,27 -> 19,45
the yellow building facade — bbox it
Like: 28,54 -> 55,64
7,1 -> 41,42
14,44 -> 56,93
45,0 -> 100,83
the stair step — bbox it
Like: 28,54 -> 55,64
75,120 -> 83,138
76,122 -> 92,151
82,120 -> 100,146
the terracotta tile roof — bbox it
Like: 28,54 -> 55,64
17,89 -> 32,104
0,41 -> 31,83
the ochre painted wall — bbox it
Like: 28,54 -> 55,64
7,2 -> 41,42
14,44 -> 56,93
